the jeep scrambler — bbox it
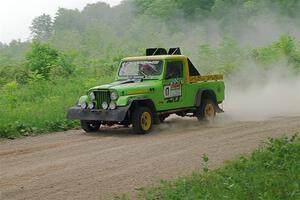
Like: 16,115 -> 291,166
67,48 -> 225,134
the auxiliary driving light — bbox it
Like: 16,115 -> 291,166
88,102 -> 95,109
102,101 -> 108,109
109,101 -> 116,110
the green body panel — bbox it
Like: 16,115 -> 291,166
83,55 -> 224,112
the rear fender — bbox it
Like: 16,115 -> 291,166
195,89 -> 223,113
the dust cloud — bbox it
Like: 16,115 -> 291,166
224,65 -> 300,121
156,65 -> 300,130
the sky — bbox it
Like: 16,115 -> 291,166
0,0 -> 122,44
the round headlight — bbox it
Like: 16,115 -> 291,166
102,101 -> 108,109
110,91 -> 118,100
88,102 -> 95,109
89,92 -> 95,100
109,101 -> 116,110
80,102 -> 87,109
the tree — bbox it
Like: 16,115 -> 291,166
30,14 -> 53,41
53,8 -> 82,32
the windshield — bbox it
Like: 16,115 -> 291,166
118,60 -> 163,77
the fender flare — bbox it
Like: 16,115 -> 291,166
195,89 -> 223,113
128,98 -> 159,124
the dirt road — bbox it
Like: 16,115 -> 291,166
0,115 -> 299,200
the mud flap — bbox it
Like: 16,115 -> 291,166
215,104 -> 224,113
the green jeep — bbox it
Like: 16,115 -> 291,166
67,48 -> 225,134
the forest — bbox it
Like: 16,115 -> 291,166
0,0 -> 300,138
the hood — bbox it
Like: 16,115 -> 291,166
90,80 -> 135,90
90,79 -> 159,92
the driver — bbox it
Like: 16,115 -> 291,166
139,63 -> 157,76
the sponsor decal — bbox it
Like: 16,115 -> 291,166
164,79 -> 182,98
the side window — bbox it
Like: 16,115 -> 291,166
165,61 -> 183,79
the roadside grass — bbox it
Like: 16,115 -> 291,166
0,69 -> 114,138
118,135 -> 300,200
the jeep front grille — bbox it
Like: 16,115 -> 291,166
94,90 -> 110,109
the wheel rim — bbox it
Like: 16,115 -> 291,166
204,104 -> 215,120
141,112 -> 151,131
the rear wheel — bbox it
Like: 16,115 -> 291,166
132,107 -> 153,134
196,99 -> 216,121
80,120 -> 101,132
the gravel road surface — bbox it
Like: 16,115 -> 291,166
0,115 -> 299,199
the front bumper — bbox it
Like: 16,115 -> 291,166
67,105 -> 130,122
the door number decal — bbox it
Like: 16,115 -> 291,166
164,79 -> 182,98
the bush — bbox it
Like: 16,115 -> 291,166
25,41 -> 75,79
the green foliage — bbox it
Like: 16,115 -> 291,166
25,41 -> 74,78
0,40 -> 29,67
134,0 -> 215,20
137,135 -> 300,199
0,40 -> 121,139
0,71 -> 114,139
202,154 -> 209,172
195,35 -> 300,75
53,8 -> 82,32
0,65 -> 23,85
197,36 -> 245,74
138,0 -> 180,20
253,35 -> 300,71
134,0 -> 300,22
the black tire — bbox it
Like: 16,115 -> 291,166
80,120 -> 101,132
132,107 -> 153,134
195,99 -> 216,121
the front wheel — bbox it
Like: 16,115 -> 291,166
196,99 -> 216,121
132,107 -> 153,134
80,120 -> 101,132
